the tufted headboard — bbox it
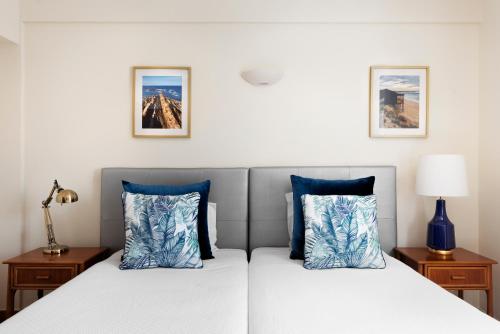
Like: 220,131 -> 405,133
248,166 -> 397,254
100,168 -> 249,252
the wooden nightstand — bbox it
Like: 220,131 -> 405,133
394,247 -> 497,316
3,247 -> 109,319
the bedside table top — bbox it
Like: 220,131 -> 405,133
395,247 -> 497,265
3,247 -> 109,265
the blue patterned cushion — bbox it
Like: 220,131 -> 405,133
122,180 -> 213,260
290,175 -> 375,260
302,194 -> 385,270
120,192 -> 203,269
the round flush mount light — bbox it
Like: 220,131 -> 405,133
240,67 -> 283,86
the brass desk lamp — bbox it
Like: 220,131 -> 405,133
41,180 -> 78,254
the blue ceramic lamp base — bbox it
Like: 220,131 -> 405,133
426,198 -> 456,255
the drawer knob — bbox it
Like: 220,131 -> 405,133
450,275 -> 466,280
35,275 -> 50,280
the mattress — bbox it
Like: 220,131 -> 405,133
249,247 -> 499,334
0,249 -> 248,334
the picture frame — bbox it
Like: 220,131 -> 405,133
133,66 -> 191,138
369,66 -> 429,138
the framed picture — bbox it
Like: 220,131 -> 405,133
133,66 -> 191,138
369,66 -> 428,138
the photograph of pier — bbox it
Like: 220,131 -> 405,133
379,75 -> 420,129
142,76 -> 183,129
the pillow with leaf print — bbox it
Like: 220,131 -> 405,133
302,194 -> 385,270
120,191 -> 203,270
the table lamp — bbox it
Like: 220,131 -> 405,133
416,154 -> 468,255
41,180 -> 78,254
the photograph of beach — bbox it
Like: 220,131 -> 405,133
142,76 -> 183,129
378,75 -> 420,128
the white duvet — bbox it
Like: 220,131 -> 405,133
249,247 -> 499,334
0,249 -> 248,334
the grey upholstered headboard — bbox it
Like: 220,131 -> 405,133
249,166 -> 397,254
100,166 -> 396,255
100,168 -> 249,252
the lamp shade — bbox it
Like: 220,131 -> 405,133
56,189 -> 78,204
416,154 -> 468,197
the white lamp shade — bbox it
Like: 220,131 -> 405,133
416,154 -> 469,197
240,68 -> 283,86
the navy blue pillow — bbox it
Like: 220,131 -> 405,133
289,175 -> 375,260
122,180 -> 213,260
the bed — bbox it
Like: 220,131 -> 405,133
1,249 -> 248,334
248,166 -> 499,334
0,168 -> 250,334
249,248 -> 499,334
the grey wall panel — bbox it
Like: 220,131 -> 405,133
100,168 -> 249,252
248,166 -> 397,254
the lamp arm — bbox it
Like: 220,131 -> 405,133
42,180 -> 62,208
41,179 -> 70,254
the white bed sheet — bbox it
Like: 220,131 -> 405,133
249,247 -> 499,334
0,249 -> 248,334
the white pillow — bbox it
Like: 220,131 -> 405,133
285,193 -> 293,242
207,202 -> 218,250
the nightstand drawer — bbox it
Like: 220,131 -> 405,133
426,266 -> 487,287
14,266 -> 76,287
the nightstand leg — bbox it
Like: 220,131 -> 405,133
6,265 -> 15,318
6,288 -> 15,318
487,289 -> 494,316
37,289 -> 44,299
457,290 -> 464,299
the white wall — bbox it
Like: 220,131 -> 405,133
0,0 -> 22,311
0,39 -> 22,310
479,0 -> 500,319
0,0 -> 19,43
